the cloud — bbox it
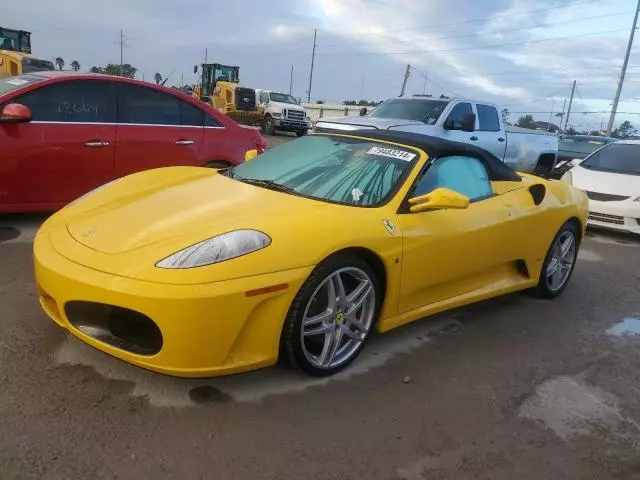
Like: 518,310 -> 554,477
3,0 -> 639,129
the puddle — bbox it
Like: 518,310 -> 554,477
519,375 -> 624,440
577,249 -> 602,262
54,316 -> 456,407
606,317 -> 640,337
0,227 -> 20,243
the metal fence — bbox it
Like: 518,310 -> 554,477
301,103 -> 370,121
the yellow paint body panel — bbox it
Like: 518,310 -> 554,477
34,136 -> 588,377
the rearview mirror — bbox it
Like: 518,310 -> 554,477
0,103 -> 32,123
408,188 -> 470,213
193,65 -> 198,74
359,107 -> 368,116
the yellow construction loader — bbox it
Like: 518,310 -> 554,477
0,27 -> 54,77
193,63 -> 263,125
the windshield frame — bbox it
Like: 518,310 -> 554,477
228,133 -> 426,209
269,92 -> 298,104
580,143 -> 640,176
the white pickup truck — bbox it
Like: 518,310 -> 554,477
256,90 -> 310,137
314,97 -> 558,175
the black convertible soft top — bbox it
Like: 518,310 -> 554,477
330,130 -> 522,182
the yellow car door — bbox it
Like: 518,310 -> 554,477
397,155 -> 511,314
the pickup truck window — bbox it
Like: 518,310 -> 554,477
368,99 -> 447,125
445,102 -> 472,129
477,104 -> 500,132
269,92 -> 297,104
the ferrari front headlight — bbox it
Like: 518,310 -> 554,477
156,230 -> 271,269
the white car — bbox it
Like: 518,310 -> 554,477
561,140 -> 640,234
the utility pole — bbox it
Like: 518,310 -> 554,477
564,80 -> 576,132
422,74 -> 428,94
181,73 -> 184,88
400,64 -> 411,97
360,77 -> 364,100
119,29 -> 124,77
607,0 -> 640,136
548,99 -> 556,131
307,29 -> 317,103
289,65 -> 294,95
204,47 -> 208,65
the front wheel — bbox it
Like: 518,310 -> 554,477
282,254 -> 380,376
296,129 -> 308,137
263,115 -> 276,135
534,221 -> 580,298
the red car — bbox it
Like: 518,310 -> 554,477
0,72 -> 266,213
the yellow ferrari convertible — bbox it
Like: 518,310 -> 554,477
34,131 -> 588,377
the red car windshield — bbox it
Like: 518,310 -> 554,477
0,75 -> 44,97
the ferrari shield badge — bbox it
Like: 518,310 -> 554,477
382,219 -> 396,235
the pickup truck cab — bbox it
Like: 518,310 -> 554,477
256,90 -> 310,137
315,97 -> 558,175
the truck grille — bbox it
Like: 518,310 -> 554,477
285,109 -> 304,121
584,190 -> 630,202
588,212 -> 625,225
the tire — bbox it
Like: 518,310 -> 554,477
282,253 -> 381,376
296,129 -> 308,138
534,221 -> 580,298
263,115 -> 276,136
203,161 -> 232,169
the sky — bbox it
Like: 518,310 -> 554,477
5,0 -> 640,131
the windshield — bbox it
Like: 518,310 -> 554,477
21,57 -> 54,73
0,74 -> 43,96
269,92 -> 297,104
559,137 -> 608,155
367,99 -> 448,124
581,143 -> 640,176
229,135 -> 420,207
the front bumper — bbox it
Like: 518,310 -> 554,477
587,199 -> 640,235
34,232 -> 312,377
273,117 -> 309,131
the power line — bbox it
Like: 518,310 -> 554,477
321,10 -> 630,48
502,86 -> 571,107
319,0 -> 606,38
315,27 -> 629,57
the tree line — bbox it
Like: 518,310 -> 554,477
501,108 -> 638,139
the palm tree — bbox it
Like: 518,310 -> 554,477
154,72 -> 163,85
70,60 -> 81,72
54,57 -> 65,71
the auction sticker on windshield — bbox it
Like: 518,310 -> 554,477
367,146 -> 416,162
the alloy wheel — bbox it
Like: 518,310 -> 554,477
300,267 -> 376,370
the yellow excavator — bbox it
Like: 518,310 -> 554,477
0,27 -> 54,77
193,63 -> 263,124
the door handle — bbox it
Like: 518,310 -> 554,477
470,136 -> 479,141
498,137 -> 505,142
175,139 -> 195,145
84,140 -> 110,148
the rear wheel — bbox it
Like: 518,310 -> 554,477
282,254 -> 380,376
535,221 -> 579,298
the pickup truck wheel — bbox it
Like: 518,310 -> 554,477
263,115 -> 276,136
296,129 -> 308,138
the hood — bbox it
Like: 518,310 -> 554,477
65,169 -> 323,255
316,116 -> 424,131
271,101 -> 305,112
571,166 -> 640,197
